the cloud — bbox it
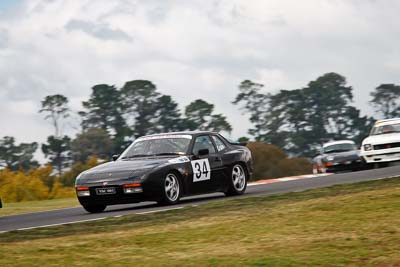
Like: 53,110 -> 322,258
0,28 -> 8,48
1,0 -> 400,162
65,19 -> 132,42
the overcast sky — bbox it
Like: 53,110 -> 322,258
1,0 -> 400,156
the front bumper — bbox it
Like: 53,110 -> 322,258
326,159 -> 364,172
361,147 -> 400,163
76,184 -> 160,206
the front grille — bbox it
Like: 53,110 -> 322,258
88,186 -> 124,201
84,185 -> 145,204
333,155 -> 359,163
373,142 -> 400,150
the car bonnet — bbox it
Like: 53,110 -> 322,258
78,157 -> 173,183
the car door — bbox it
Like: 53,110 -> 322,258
210,134 -> 229,189
189,135 -> 223,194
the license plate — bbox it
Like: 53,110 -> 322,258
345,161 -> 352,164
96,187 -> 116,195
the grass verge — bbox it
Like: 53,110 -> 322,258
0,197 -> 79,217
0,178 -> 399,266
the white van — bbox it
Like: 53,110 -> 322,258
361,118 -> 400,164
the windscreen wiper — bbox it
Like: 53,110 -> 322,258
153,152 -> 185,156
121,154 -> 151,159
325,150 -> 349,153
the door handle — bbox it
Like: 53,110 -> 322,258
215,157 -> 222,162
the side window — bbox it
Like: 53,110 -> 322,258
212,136 -> 226,152
192,136 -> 216,155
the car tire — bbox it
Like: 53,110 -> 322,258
225,163 -> 248,196
158,172 -> 181,205
82,204 -> 106,213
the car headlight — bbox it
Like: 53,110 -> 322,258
326,155 -> 335,161
363,144 -> 373,151
76,186 -> 90,197
123,183 -> 143,194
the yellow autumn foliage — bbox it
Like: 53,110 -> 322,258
0,157 -> 100,203
0,168 -> 49,202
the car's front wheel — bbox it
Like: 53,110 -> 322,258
82,204 -> 106,213
225,163 -> 247,196
158,172 -> 181,205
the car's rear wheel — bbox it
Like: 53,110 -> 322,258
225,163 -> 247,196
82,204 -> 106,213
158,172 -> 181,205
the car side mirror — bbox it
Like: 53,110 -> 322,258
198,149 -> 209,156
112,154 -> 120,161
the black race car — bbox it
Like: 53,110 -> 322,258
75,131 -> 253,213
312,140 -> 364,173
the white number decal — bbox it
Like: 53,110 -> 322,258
191,159 -> 211,182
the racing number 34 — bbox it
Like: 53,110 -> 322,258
191,159 -> 211,182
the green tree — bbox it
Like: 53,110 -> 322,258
153,95 -> 185,132
70,128 -> 114,162
184,99 -> 232,133
370,84 -> 400,119
0,136 -> 39,171
121,80 -> 188,136
39,94 -> 70,137
233,80 -> 269,137
42,135 -> 71,175
121,80 -> 161,138
80,84 -> 130,152
303,73 -> 372,146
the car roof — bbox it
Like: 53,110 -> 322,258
323,140 -> 355,147
142,131 -> 219,138
374,118 -> 400,126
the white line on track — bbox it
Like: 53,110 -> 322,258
16,217 -> 107,231
373,175 -> 399,180
247,183 -> 264,187
0,206 -> 81,218
135,206 -> 184,215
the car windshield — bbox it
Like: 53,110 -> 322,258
120,135 -> 192,159
323,143 -> 357,153
370,123 -> 400,135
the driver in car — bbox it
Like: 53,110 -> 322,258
382,125 -> 395,134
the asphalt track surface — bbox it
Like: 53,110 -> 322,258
1,165 -> 400,233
